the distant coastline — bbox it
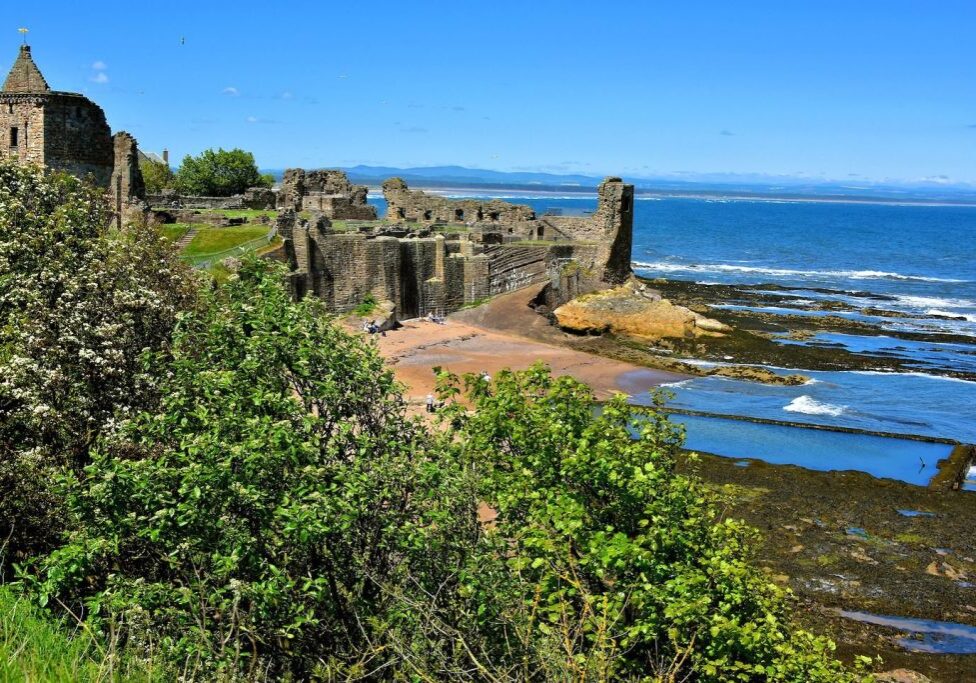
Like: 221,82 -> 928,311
360,181 -> 976,208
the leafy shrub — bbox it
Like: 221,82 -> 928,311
139,157 -> 174,194
37,259 -> 476,679
414,368 -> 873,681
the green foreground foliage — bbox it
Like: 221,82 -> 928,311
0,161 -> 871,680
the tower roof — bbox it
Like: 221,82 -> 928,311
3,45 -> 50,93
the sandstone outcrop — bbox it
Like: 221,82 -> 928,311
553,283 -> 732,341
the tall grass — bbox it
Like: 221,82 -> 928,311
0,587 -> 153,682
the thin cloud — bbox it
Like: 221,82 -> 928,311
222,86 -> 240,96
90,72 -> 109,84
968,124 -> 976,129
246,116 -> 281,125
719,129 -> 735,136
91,60 -> 107,70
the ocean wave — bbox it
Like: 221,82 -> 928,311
631,261 -> 968,284
896,294 -> 976,307
783,395 -> 846,417
850,370 -> 976,385
660,379 -> 693,388
927,309 -> 976,322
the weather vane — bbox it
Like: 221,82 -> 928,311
18,27 -> 28,44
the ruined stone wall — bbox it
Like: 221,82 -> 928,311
278,168 -> 377,219
147,193 -> 245,210
278,176 -> 635,320
42,93 -> 114,186
109,131 -> 146,207
382,178 -> 536,224
243,187 -> 276,209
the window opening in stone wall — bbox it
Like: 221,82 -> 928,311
9,127 -> 18,147
7,104 -> 12,114
423,210 -> 432,220
455,208 -> 464,221
396,208 -> 405,219
622,195 -> 632,213
489,211 -> 500,222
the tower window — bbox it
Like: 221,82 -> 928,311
9,127 -> 18,147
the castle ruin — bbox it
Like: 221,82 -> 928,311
0,44 -> 145,209
276,176 -> 634,320
278,168 -> 376,219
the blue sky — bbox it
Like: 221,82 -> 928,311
8,1 -> 976,184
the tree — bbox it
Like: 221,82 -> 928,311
0,161 -> 197,574
140,157 -> 174,194
174,148 -> 271,197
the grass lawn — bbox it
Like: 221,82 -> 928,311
160,223 -> 191,242
182,225 -> 271,259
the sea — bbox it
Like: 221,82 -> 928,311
368,192 -> 976,484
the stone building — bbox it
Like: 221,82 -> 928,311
0,44 -> 144,207
277,177 -> 634,320
278,168 -> 377,219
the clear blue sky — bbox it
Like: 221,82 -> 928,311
8,1 -> 976,184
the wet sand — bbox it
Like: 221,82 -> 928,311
371,315 -> 685,405
355,284 -> 684,404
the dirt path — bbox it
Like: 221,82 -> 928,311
369,286 -> 686,405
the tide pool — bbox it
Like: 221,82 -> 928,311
631,367 -> 976,444
667,414 -> 949,486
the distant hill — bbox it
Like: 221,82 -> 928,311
259,165 -> 976,205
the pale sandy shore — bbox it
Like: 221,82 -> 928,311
364,286 -> 686,405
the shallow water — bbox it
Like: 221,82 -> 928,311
839,610 -> 976,654
774,333 -> 976,375
665,414 -> 949,486
634,367 -> 976,444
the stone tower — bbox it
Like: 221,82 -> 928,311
0,44 -> 116,186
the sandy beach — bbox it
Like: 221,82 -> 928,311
365,286 -> 686,405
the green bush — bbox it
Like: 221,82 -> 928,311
175,148 -> 271,197
37,259 -> 476,679
413,368 -> 873,681
352,292 -> 378,317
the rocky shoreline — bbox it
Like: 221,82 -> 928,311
461,279 -> 976,681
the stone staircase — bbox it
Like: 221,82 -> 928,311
174,227 -> 198,250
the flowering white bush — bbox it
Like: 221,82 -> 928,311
0,162 -> 197,569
